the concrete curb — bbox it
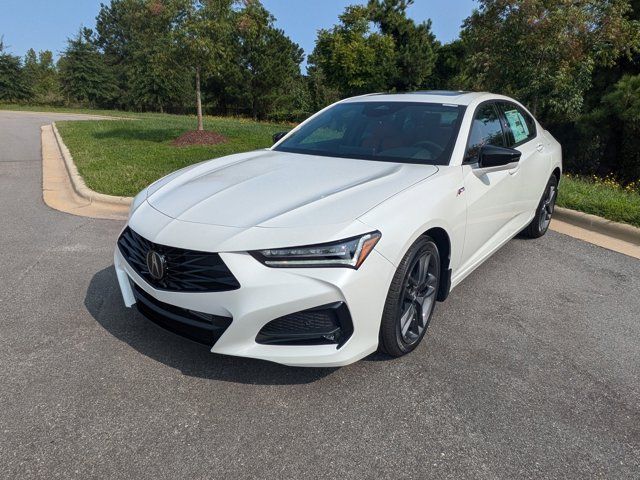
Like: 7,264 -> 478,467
42,124 -> 129,221
51,122 -> 133,207
554,206 -> 640,247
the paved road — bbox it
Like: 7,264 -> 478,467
1,111 -> 638,479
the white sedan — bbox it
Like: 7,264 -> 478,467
114,91 -> 562,367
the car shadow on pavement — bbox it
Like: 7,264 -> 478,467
85,266 -> 337,385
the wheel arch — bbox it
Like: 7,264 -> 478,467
552,167 -> 561,184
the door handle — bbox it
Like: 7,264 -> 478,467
536,143 -> 544,152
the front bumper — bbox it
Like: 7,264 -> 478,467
114,239 -> 395,367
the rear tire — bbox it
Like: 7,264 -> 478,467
379,236 -> 440,357
522,175 -> 558,239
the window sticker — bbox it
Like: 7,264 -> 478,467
504,109 -> 529,143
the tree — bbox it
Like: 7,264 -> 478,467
58,28 -> 116,107
174,0 -> 236,129
235,0 -> 304,120
306,63 -> 340,113
309,1 -> 439,97
23,48 -> 60,103
95,0 -> 304,120
22,48 -> 38,90
593,74 -> 640,180
0,38 -> 30,101
604,74 -> 640,125
367,0 -> 438,90
431,40 -> 466,90
460,0 -> 639,119
96,0 -> 192,112
309,5 -> 397,97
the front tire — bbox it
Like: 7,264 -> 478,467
379,236 -> 440,357
522,175 -> 558,239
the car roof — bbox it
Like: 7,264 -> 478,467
340,90 -> 491,106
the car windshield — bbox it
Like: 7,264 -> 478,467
274,101 -> 466,165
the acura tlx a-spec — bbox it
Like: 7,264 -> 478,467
114,91 -> 562,367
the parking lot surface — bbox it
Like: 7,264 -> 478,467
1,111 -> 638,479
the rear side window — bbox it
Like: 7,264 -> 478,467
465,103 -> 505,163
497,102 -> 536,145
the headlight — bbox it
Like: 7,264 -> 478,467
128,189 -> 147,219
251,232 -> 381,269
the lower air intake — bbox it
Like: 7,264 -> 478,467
256,302 -> 353,347
132,283 -> 232,346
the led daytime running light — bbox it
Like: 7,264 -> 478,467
253,232 -> 381,269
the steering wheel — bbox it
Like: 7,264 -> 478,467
414,141 -> 445,157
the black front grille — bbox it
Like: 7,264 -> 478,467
132,283 -> 232,346
118,227 -> 240,293
256,303 -> 353,347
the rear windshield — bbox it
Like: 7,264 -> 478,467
274,102 -> 466,165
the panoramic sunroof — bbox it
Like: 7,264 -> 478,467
405,90 -> 468,96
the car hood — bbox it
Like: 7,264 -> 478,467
146,150 -> 438,228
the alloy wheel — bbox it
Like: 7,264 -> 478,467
397,250 -> 438,346
538,183 -> 557,232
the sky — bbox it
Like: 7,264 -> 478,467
0,0 -> 477,69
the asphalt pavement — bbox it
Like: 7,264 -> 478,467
0,111 -> 638,479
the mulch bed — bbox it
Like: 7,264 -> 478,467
171,130 -> 227,147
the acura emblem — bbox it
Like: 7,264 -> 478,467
146,250 -> 166,280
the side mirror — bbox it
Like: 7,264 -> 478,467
272,131 -> 289,144
478,144 -> 521,168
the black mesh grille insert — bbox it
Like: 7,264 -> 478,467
118,227 -> 240,293
259,311 -> 339,336
256,303 -> 353,347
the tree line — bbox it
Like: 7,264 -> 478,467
1,0 -> 639,181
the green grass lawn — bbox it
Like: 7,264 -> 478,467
54,112 -> 289,197
558,175 -> 640,227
